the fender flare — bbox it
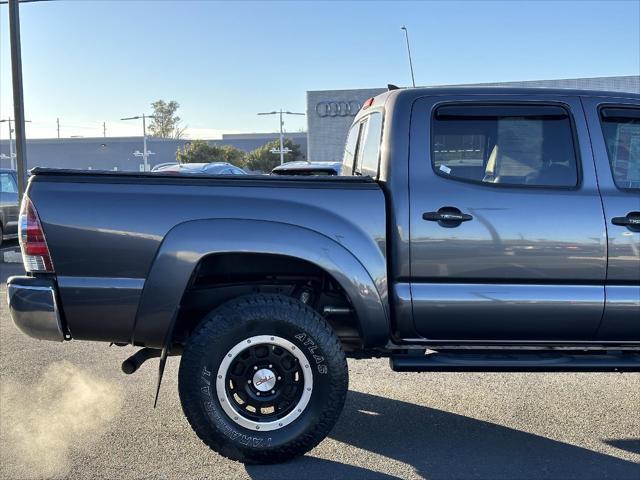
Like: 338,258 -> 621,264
132,218 -> 389,349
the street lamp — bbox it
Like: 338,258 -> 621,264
0,118 -> 31,170
401,25 -> 416,87
120,113 -> 157,171
257,110 -> 305,165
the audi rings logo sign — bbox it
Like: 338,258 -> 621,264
316,100 -> 362,117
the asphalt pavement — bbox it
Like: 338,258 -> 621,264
0,261 -> 638,480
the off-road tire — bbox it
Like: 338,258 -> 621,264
178,294 -> 348,464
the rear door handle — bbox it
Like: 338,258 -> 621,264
612,212 -> 640,232
423,207 -> 473,227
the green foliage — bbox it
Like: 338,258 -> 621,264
244,139 -> 303,172
148,100 -> 185,139
176,137 -> 303,172
176,140 -> 245,165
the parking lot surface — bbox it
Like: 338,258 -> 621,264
1,262 -> 638,480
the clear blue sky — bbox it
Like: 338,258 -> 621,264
1,0 -> 639,139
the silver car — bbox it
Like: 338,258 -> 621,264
153,162 -> 247,175
0,168 -> 19,247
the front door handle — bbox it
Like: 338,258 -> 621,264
612,211 -> 640,232
423,207 -> 473,228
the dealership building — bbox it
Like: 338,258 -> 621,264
1,75 -> 637,171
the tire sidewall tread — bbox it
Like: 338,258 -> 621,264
178,294 -> 348,464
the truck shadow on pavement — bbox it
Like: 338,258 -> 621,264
246,390 -> 640,480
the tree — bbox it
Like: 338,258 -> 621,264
244,139 -> 303,172
218,144 -> 246,166
176,140 -> 246,165
148,100 -> 186,139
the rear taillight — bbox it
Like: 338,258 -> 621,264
19,197 -> 54,273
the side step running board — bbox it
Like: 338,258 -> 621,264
390,351 -> 640,372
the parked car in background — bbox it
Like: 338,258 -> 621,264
0,168 -> 19,247
154,162 -> 247,175
151,162 -> 179,172
271,161 -> 343,176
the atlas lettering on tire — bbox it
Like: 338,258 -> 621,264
315,100 -> 361,117
295,332 -> 328,374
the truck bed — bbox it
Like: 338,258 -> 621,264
27,168 -> 387,343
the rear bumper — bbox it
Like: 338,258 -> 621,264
6,276 -> 65,342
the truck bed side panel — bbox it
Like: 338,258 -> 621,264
27,174 -> 387,343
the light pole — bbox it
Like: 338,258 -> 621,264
0,118 -> 31,170
8,0 -> 29,197
257,109 -> 305,165
401,25 -> 416,87
120,114 -> 157,171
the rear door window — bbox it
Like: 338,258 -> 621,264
600,107 -> 640,190
432,104 -> 579,187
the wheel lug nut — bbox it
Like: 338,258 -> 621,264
277,376 -> 281,380
271,390 -> 275,394
256,392 -> 261,396
269,364 -> 273,368
247,380 -> 251,384
254,366 -> 258,370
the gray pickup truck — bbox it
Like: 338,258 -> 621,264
7,87 -> 640,464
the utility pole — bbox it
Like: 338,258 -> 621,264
56,117 -> 60,138
103,122 -> 106,138
8,0 -> 28,197
401,25 -> 416,87
120,113 -> 157,171
1,118 -> 31,170
257,109 -> 305,165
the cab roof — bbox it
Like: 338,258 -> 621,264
380,85 -> 640,102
